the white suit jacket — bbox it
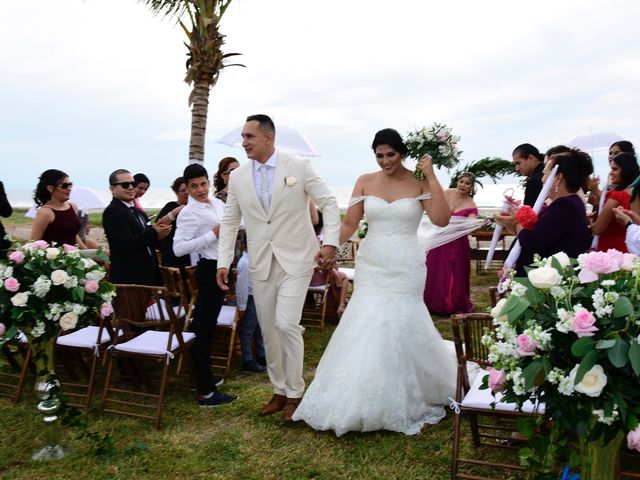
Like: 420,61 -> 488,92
218,151 -> 340,281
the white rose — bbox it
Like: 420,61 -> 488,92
490,298 -> 508,319
10,292 -> 30,307
569,364 -> 607,397
81,258 -> 97,269
284,176 -> 297,187
546,252 -> 570,269
528,266 -> 562,289
45,248 -> 59,260
50,270 -> 68,285
59,312 -> 78,331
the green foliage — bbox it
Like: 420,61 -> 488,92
448,157 -> 515,188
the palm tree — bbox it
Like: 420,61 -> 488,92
448,157 -> 514,188
140,0 -> 243,164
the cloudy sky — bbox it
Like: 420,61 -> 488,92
1,0 -> 638,193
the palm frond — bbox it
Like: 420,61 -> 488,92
138,0 -> 185,18
448,157 -> 514,188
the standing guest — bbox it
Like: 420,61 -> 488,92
31,169 -> 82,247
216,114 -> 340,422
589,153 -> 639,252
512,143 -> 544,206
235,231 -> 267,373
133,173 -> 150,211
156,177 -> 190,269
609,140 -> 636,162
496,149 -> 593,277
0,180 -> 13,260
213,157 -> 240,203
173,163 -> 238,407
424,172 -> 478,314
103,169 -> 170,285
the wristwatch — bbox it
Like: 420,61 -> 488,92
626,221 -> 633,230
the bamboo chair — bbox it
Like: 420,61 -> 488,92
301,273 -> 331,330
0,332 -> 31,403
451,313 -> 544,479
100,285 -> 195,429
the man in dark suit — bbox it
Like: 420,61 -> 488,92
512,143 -> 544,207
103,169 -> 171,284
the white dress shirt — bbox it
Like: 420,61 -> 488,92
235,251 -> 252,312
252,150 -> 278,206
173,195 -> 226,260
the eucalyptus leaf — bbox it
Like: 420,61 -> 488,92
502,294 -> 530,323
629,341 -> 640,376
523,360 -> 544,391
614,296 -> 634,318
574,350 -> 598,384
571,337 -> 595,358
595,339 -> 616,349
72,286 -> 85,303
608,337 -> 629,368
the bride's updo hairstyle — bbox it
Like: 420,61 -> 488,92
34,169 -> 68,207
371,128 -> 408,156
548,149 -> 593,193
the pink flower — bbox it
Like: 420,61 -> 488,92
3,277 -> 20,292
516,334 -> 538,357
84,280 -> 99,294
436,130 -> 448,141
487,367 -> 506,393
100,302 -> 114,318
628,426 -> 640,453
578,268 -> 599,284
621,253 -> 637,271
571,308 -> 599,337
8,251 -> 24,264
31,240 -> 48,250
0,323 -> 5,337
63,244 -> 78,252
583,251 -> 621,274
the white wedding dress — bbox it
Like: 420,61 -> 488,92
292,195 -> 457,436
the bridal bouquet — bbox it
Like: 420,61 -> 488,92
483,249 -> 640,474
0,241 -> 115,344
405,123 -> 461,180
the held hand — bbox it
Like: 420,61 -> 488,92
494,211 -> 517,230
416,154 -> 435,178
216,268 -> 229,291
152,223 -> 172,240
315,245 -> 336,269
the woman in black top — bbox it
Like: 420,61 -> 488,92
0,180 -> 13,259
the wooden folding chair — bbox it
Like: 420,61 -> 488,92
100,285 -> 195,429
301,275 -> 331,330
210,305 -> 240,379
0,332 -> 32,403
451,313 -> 544,479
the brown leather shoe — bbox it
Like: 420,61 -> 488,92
259,394 -> 287,415
282,397 -> 301,423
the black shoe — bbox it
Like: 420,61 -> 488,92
197,391 -> 238,407
257,356 -> 267,367
212,375 -> 224,387
243,361 -> 267,373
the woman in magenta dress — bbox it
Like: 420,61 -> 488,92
423,172 -> 478,314
590,152 -> 639,252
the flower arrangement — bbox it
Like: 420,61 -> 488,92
405,123 -> 462,180
0,241 -> 115,345
482,249 -> 640,475
357,218 -> 368,239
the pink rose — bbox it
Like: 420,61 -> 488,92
487,367 -> 506,393
8,251 -> 24,264
583,251 -> 621,274
516,334 -> 538,357
31,240 -> 48,250
578,268 -> 599,284
84,280 -> 99,294
63,244 -> 78,252
621,253 -> 637,271
3,277 -> 20,292
572,308 -> 599,337
0,323 -> 5,337
100,302 -> 114,318
436,130 -> 448,141
628,426 -> 640,453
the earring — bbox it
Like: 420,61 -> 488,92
554,184 -> 559,193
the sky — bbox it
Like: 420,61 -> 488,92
1,0 -> 639,193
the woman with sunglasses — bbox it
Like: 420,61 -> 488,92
213,157 -> 240,203
31,169 -> 87,248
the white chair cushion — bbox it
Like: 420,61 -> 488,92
308,285 -> 327,293
216,305 -> 236,327
339,267 -> 354,281
113,330 -> 195,356
56,326 -> 122,349
146,299 -> 185,321
461,369 -> 545,414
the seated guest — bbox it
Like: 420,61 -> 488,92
235,231 -> 267,373
133,173 -> 150,211
496,149 -> 593,277
589,152 -> 639,252
213,157 -> 240,203
0,180 -> 13,259
156,177 -> 190,269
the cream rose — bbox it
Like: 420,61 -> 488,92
570,364 -> 607,397
528,266 -> 562,289
284,176 -> 297,187
45,248 -> 59,260
490,297 -> 508,319
546,252 -> 570,269
50,269 -> 68,286
59,312 -> 79,331
10,292 -> 29,307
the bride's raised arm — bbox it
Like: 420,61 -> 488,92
417,155 -> 450,227
339,176 -> 367,244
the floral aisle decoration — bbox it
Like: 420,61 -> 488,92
405,123 -> 462,180
483,249 -> 640,479
0,240 -> 115,460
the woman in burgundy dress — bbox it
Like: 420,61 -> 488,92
31,169 -> 83,247
423,172 -> 478,314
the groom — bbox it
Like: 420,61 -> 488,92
216,114 -> 340,422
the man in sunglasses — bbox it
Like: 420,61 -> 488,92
103,169 -> 171,284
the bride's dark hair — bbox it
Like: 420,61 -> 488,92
371,128 -> 408,156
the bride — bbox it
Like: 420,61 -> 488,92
292,128 -> 458,436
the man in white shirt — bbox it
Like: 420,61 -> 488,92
173,163 -> 237,407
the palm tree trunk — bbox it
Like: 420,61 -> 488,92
188,76 -> 213,164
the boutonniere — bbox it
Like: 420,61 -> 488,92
284,176 -> 297,187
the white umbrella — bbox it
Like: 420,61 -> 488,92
215,125 -> 321,157
25,186 -> 110,218
566,132 -> 623,152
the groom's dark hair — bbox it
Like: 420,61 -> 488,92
246,114 -> 275,135
183,163 -> 209,184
